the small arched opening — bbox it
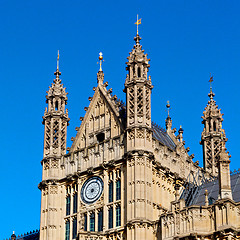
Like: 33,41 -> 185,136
137,67 -> 141,77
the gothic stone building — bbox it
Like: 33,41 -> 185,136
39,34 -> 240,240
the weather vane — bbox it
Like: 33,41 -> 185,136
209,73 -> 213,90
135,14 -> 142,35
98,52 -> 104,71
57,50 -> 60,70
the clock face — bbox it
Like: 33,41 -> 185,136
81,176 -> 104,204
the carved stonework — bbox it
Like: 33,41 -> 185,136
128,158 -> 135,167
50,186 -> 58,194
44,160 -> 49,170
128,130 -> 135,140
136,129 -> 144,138
51,160 -> 58,168
43,187 -> 48,196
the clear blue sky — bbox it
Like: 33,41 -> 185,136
1,0 -> 240,238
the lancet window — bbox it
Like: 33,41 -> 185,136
108,206 -> 113,229
116,180 -> 121,200
66,195 -> 70,216
116,205 -> 121,227
65,221 -> 70,240
84,213 -> 87,231
72,218 -> 77,239
90,212 -> 95,231
98,209 -> 103,231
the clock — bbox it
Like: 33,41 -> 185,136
81,176 -> 104,204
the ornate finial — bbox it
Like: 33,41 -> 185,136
179,125 -> 184,134
98,52 -> 104,71
134,14 -> 142,35
166,100 -> 171,117
97,52 -> 104,84
11,231 -> 16,240
57,50 -> 60,70
178,125 -> 184,143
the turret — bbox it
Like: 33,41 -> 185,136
42,65 -> 69,160
200,77 -> 227,176
124,33 -> 153,152
124,21 -> 154,238
39,52 -> 69,240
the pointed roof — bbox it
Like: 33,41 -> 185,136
46,68 -> 68,100
202,88 -> 223,122
126,34 -> 150,68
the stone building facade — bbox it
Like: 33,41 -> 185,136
39,33 -> 240,240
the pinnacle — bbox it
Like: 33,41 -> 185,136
134,34 -> 141,45
97,70 -> 104,85
54,68 -> 62,83
208,88 -> 215,101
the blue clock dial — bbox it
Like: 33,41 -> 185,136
81,176 -> 103,204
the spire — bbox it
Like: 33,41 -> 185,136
97,52 -> 104,85
200,75 -> 227,176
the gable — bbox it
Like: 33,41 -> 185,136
70,85 -> 124,152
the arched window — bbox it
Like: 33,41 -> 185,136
90,212 -> 95,231
72,218 -> 77,239
66,195 -> 70,215
116,205 -> 121,227
55,101 -> 58,111
98,209 -> 103,231
209,120 -> 211,131
65,221 -> 70,240
109,181 -> 113,203
73,193 -> 77,214
84,213 -> 87,231
213,121 -> 216,131
116,180 -> 121,200
108,206 -> 113,229
137,67 -> 141,77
